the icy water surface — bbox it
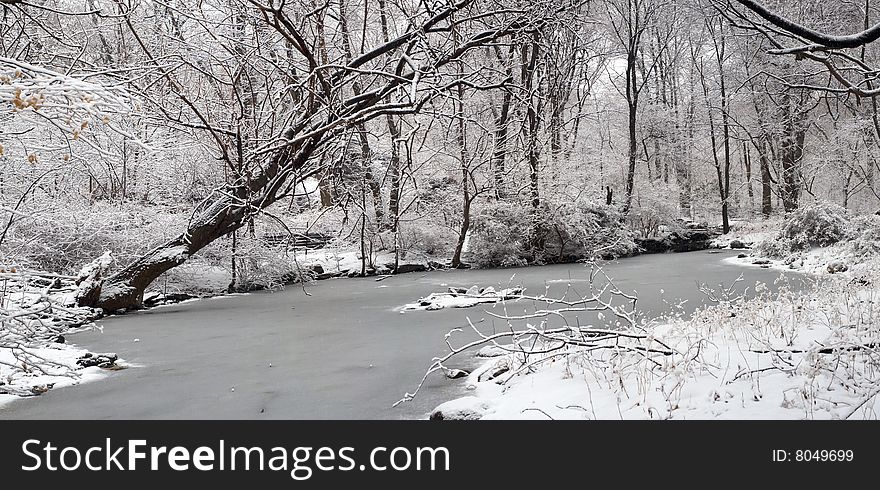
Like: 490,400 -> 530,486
0,250 -> 800,419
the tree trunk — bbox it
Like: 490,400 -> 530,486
378,0 -> 402,230
78,138 -> 314,310
759,136 -> 773,217
339,0 -> 385,228
622,101 -> 638,214
522,36 -> 543,249
451,29 -> 471,269
778,88 -> 808,213
491,46 -> 515,200
743,140 -> 754,215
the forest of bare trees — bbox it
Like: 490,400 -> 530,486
2,0 -> 880,310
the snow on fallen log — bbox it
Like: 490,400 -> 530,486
401,286 -> 524,311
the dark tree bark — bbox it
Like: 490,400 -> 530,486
779,90 -> 807,212
522,35 -> 543,250
378,0 -> 402,230
735,0 -> 880,49
491,46 -> 515,200
758,134 -> 774,217
451,25 -> 473,269
710,20 -> 732,233
82,140 -> 313,311
612,0 -> 653,216
743,140 -> 754,213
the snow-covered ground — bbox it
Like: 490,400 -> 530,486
709,218 -> 782,249
426,210 -> 880,420
0,271 -> 125,407
724,246 -> 880,277
428,275 -> 880,420
714,208 -> 880,277
0,340 -> 117,408
293,246 -> 441,277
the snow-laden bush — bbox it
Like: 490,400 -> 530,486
780,202 -> 853,249
540,199 -> 636,261
626,189 -> 683,238
752,236 -> 798,259
468,201 -> 532,268
847,214 -> 880,259
468,198 -> 635,268
2,201 -> 187,274
396,221 -> 456,259
753,203 -> 854,259
226,235 -> 312,291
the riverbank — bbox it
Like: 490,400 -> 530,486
0,271 -> 126,406
711,205 -> 880,278
429,268 -> 880,420
427,209 -> 880,420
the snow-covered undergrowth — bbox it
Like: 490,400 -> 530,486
468,198 -> 637,268
421,272 -> 880,420
710,218 -> 782,249
0,270 -> 122,407
723,204 -> 880,277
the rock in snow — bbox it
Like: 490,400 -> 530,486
827,261 -> 848,274
75,353 -> 119,369
475,345 -> 508,358
444,368 -> 470,379
430,396 -> 491,420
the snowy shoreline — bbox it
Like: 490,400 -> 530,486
0,271 -> 129,408
427,273 -> 880,419
425,213 -> 880,420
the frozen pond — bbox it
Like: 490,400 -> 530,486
0,250 -> 799,419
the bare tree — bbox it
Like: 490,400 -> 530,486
606,0 -> 666,215
65,0 -> 562,310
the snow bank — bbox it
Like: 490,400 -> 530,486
426,276 -> 880,420
0,341 -> 118,408
710,218 -> 781,249
724,208 -> 880,277
0,270 -> 124,406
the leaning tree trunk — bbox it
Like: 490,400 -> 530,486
77,141 -> 313,311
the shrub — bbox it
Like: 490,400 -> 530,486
780,202 -> 852,249
468,201 -> 532,268
468,198 -> 636,268
847,215 -> 880,259
2,201 -> 185,274
753,236 -> 797,259
394,221 -> 457,258
626,190 -> 682,238
753,203 -> 854,258
540,200 -> 636,261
